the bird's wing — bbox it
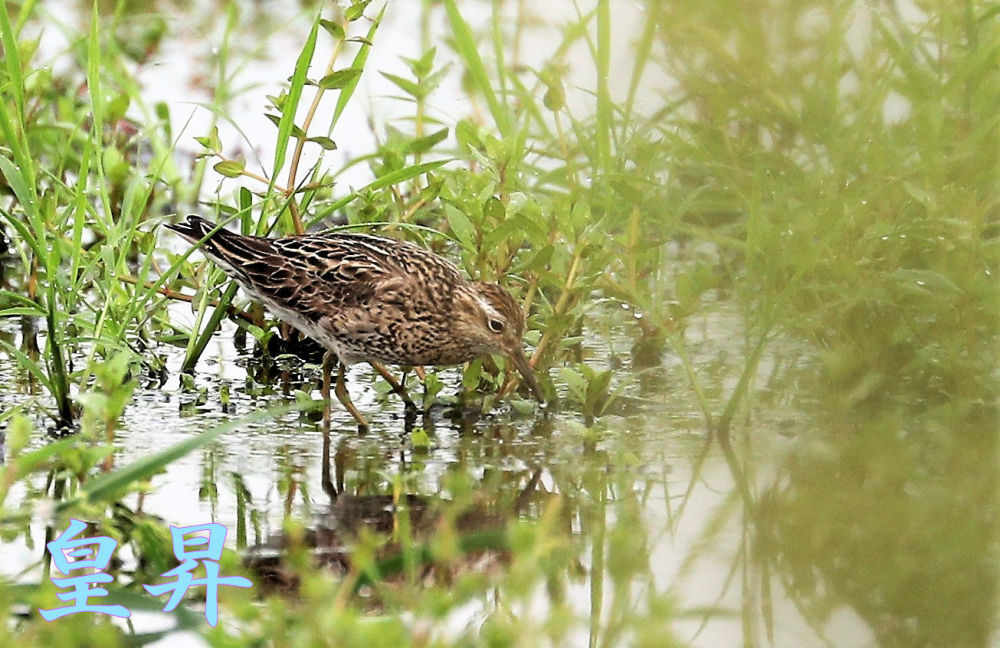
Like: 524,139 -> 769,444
169,216 -> 464,322
272,232 -> 465,309
202,233 -> 390,319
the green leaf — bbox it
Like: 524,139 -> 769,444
0,307 -> 47,317
345,1 -> 371,21
888,269 -> 962,295
9,438 -> 80,479
484,196 -> 504,223
586,370 -> 612,410
106,93 -> 130,123
559,367 -> 588,401
594,0 -> 612,178
264,113 -> 306,138
409,47 -> 436,77
510,399 -> 537,415
0,5 -> 36,198
183,282 -> 239,373
411,428 -> 431,449
421,61 -> 452,96
902,181 -> 935,208
213,159 -> 245,178
446,204 -> 476,249
193,125 -> 221,152
381,71 -> 422,98
610,178 -> 645,205
319,19 -> 345,40
516,244 -> 554,272
86,1 -> 104,130
266,92 -> 286,111
319,68 -> 363,89
455,119 -> 483,151
543,82 -> 565,111
239,186 -> 253,217
155,101 -> 171,140
407,127 -> 449,155
307,136 -> 338,150
481,217 -> 525,251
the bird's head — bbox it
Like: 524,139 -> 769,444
452,282 -> 544,402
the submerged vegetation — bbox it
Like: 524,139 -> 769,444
0,0 -> 996,646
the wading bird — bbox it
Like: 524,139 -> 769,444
166,215 -> 543,427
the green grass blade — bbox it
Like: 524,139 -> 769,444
594,0 -> 612,178
69,135 -> 94,295
716,332 -> 771,436
86,1 -> 104,129
13,0 -> 38,31
0,149 -> 39,223
270,15 -> 320,189
133,216 -> 239,333
0,338 -> 54,393
0,183 -> 43,258
6,437 -> 79,477
84,1 -> 116,233
623,5 -> 657,132
0,289 -> 46,313
442,0 -> 510,135
329,3 -> 386,133
44,279 -> 73,425
306,159 -> 451,227
0,0 -> 25,120
181,281 -> 240,373
490,0 -> 508,105
0,307 -> 46,317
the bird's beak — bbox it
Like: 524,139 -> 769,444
510,348 -> 545,403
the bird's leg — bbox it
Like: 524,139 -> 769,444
402,405 -> 419,434
335,361 -> 369,429
321,350 -> 335,427
413,366 -> 429,410
320,405 -> 336,499
368,360 -> 415,410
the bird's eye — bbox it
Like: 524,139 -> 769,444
488,319 -> 505,333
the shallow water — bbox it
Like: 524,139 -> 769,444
5,292 -> 967,647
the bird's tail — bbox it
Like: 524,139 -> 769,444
164,215 -> 275,282
164,214 -> 217,245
